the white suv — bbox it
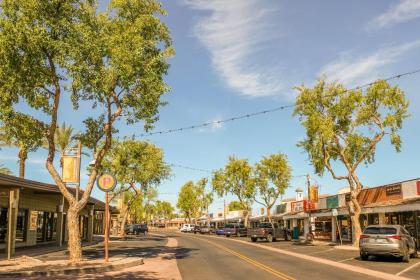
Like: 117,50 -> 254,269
180,224 -> 194,232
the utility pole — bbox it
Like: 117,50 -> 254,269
76,140 -> 82,202
223,199 -> 226,226
307,174 -> 312,235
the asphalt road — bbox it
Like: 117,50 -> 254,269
171,232 -> 384,280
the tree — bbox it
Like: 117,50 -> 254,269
0,116 -> 44,178
0,0 -> 173,262
212,156 -> 256,227
177,181 -> 199,223
0,164 -> 12,175
254,153 -> 291,222
294,79 -> 409,246
155,200 -> 175,221
228,201 -> 246,211
195,178 -> 213,224
102,139 -> 171,236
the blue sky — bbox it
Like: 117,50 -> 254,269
1,0 -> 420,215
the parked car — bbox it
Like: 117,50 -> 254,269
247,222 -> 291,242
193,225 -> 201,234
215,228 -> 225,235
124,224 -> 134,235
224,223 -> 247,237
200,226 -> 213,234
136,224 -> 148,235
180,224 -> 194,232
359,225 -> 417,262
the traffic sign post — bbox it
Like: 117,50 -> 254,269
97,174 -> 117,263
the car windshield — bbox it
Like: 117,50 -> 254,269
363,227 -> 397,235
225,224 -> 235,228
258,223 -> 273,228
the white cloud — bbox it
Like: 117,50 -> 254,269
184,0 -> 284,98
368,0 -> 420,29
319,40 -> 420,85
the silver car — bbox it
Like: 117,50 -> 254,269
359,225 -> 417,262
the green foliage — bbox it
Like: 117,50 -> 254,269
254,153 -> 291,211
177,178 -> 212,220
228,201 -> 246,211
101,138 -> 171,188
212,156 -> 256,209
294,79 -> 409,179
155,200 -> 174,220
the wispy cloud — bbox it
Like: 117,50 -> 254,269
318,40 -> 420,85
184,0 -> 283,98
197,116 -> 225,133
368,0 -> 420,30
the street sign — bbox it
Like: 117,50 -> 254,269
332,208 -> 338,216
97,174 -> 117,192
96,173 -> 117,263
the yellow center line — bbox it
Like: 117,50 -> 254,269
189,235 -> 296,280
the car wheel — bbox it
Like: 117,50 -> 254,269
402,247 -> 410,263
226,235 -> 230,238
267,234 -> 273,243
251,237 -> 257,242
360,252 -> 369,261
272,237 -> 277,242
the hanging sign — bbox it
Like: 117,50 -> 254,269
97,174 -> 117,192
385,184 -> 402,196
62,156 -> 79,183
309,186 -> 319,202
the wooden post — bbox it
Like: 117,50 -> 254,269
105,192 -> 109,263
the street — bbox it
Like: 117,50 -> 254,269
167,231 -> 420,280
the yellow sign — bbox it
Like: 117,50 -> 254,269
29,211 -> 38,230
260,208 -> 265,215
309,186 -> 319,202
62,156 -> 79,183
97,174 -> 117,192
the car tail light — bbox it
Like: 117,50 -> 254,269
388,235 -> 401,240
360,235 -> 369,239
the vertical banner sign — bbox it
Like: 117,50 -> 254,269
97,174 -> 117,263
62,155 -> 79,183
416,181 -> 420,195
309,186 -> 319,202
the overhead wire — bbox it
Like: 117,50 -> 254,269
138,68 -> 420,137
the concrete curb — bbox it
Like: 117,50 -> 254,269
0,258 -> 144,278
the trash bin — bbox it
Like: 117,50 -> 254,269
293,226 -> 299,240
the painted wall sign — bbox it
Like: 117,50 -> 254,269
291,200 -> 315,212
97,174 -> 117,192
385,184 -> 402,196
29,211 -> 38,230
326,195 -> 339,209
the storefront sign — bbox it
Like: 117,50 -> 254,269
417,181 -> 420,195
29,211 -> 38,230
291,200 -> 315,212
97,174 -> 117,192
326,195 -> 339,209
385,184 -> 402,196
276,204 -> 286,214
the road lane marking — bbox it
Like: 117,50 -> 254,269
396,261 -> 420,276
190,233 -> 412,280
190,236 -> 296,280
338,257 -> 356,263
307,248 -> 335,255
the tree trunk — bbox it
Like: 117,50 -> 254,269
349,196 -> 362,247
119,209 -> 129,237
67,208 -> 82,263
18,148 -> 27,178
267,206 -> 272,223
243,209 -> 250,227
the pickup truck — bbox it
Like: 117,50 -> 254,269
247,222 -> 291,242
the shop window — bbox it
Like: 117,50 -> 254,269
0,208 -> 7,243
37,211 -> 57,242
16,209 -> 28,242
359,214 -> 368,230
368,213 -> 379,225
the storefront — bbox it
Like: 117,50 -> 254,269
0,173 -> 108,259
